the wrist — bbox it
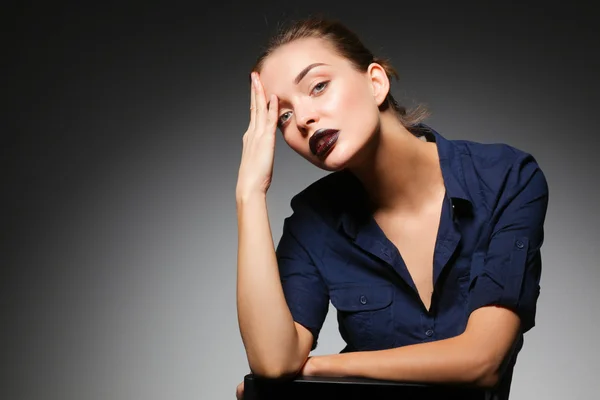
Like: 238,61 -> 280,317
306,354 -> 346,377
322,353 -> 349,377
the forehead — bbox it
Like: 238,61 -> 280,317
259,37 -> 351,95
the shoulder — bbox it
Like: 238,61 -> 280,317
453,138 -> 547,194
454,138 -> 533,169
446,137 -> 548,220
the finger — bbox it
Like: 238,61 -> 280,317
254,74 -> 268,130
236,381 -> 244,400
249,72 -> 257,130
267,93 -> 278,130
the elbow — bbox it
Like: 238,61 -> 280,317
473,369 -> 500,389
248,356 -> 305,380
250,364 -> 297,380
244,327 -> 309,379
469,356 -> 502,389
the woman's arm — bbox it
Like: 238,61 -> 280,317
304,153 -> 548,388
303,305 -> 519,388
236,194 -> 313,378
236,73 -> 312,378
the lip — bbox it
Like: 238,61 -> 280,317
309,128 -> 340,157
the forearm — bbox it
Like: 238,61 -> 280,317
318,334 -> 496,387
307,306 -> 521,388
236,194 -> 302,377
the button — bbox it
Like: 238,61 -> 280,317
515,240 -> 524,249
425,329 -> 434,337
360,295 -> 367,305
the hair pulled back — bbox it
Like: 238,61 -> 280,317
251,16 -> 430,136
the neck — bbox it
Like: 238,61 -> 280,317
347,113 -> 444,214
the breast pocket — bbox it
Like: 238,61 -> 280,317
330,284 -> 394,350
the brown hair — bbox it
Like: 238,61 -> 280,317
251,16 -> 430,136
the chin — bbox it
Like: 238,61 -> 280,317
314,143 -> 355,172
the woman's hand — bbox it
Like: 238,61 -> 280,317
300,355 -> 346,377
236,72 -> 279,201
299,356 -> 319,376
234,357 -> 328,398
235,380 -> 244,400
234,359 -> 314,400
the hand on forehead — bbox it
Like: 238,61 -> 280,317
257,37 -> 347,101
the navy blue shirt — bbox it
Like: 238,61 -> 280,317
275,126 -> 548,399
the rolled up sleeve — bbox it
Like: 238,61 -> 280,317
468,155 -> 549,333
276,213 -> 329,350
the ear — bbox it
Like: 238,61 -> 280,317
367,63 -> 390,107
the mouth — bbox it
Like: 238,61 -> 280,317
309,128 -> 340,158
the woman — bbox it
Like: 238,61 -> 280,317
235,16 -> 548,400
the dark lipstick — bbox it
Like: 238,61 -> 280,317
309,129 -> 340,157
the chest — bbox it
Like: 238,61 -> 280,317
323,199 -> 480,351
373,202 -> 444,310
375,209 -> 441,263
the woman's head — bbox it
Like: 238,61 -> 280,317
252,16 -> 428,171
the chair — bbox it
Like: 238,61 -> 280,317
243,373 -> 489,400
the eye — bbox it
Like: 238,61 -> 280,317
278,111 -> 292,126
311,81 -> 329,95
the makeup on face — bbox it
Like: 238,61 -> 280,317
309,128 -> 340,158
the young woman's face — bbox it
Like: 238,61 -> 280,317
259,37 -> 388,171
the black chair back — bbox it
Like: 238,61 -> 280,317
243,374 -> 489,400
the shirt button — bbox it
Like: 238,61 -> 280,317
515,240 -> 524,249
425,329 -> 434,337
360,295 -> 368,305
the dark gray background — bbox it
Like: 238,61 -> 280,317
3,1 -> 598,399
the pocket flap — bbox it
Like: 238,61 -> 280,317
330,284 -> 393,312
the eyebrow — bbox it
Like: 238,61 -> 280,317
294,62 -> 328,84
267,63 -> 328,109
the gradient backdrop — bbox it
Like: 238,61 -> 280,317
4,1 -> 599,399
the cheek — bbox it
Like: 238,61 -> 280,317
283,133 -> 308,156
324,81 -> 376,124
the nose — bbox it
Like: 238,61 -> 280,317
295,105 -> 319,132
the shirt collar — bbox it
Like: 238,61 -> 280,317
426,125 -> 473,205
337,125 -> 473,239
